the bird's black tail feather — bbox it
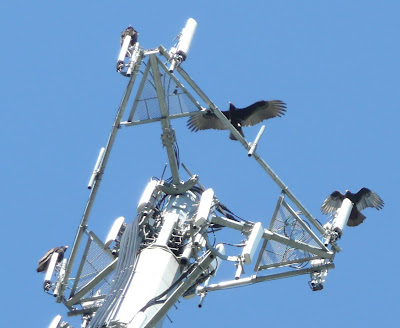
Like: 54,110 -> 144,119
229,126 -> 244,140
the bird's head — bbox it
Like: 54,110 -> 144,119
229,102 -> 235,110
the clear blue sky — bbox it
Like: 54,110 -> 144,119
1,1 -> 398,327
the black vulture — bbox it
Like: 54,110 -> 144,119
187,100 -> 286,140
321,188 -> 384,226
37,246 -> 68,273
120,26 -> 138,47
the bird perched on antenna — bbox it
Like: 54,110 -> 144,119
120,26 -> 138,47
37,246 -> 68,273
187,100 -> 286,140
321,188 -> 384,226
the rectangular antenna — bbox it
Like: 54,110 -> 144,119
194,188 -> 214,226
88,147 -> 105,189
242,222 -> 264,264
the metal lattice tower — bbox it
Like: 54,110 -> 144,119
43,19 -> 354,328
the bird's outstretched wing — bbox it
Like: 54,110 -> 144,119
321,191 -> 345,214
37,247 -> 58,272
236,100 -> 287,127
354,188 -> 384,212
38,247 -> 57,265
187,110 -> 230,132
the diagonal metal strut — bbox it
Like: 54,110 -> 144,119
149,54 -> 180,184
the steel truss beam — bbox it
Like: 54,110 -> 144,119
197,263 -> 335,293
149,54 -> 180,183
210,215 -> 333,259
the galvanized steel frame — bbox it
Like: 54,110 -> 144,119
57,44 -> 336,327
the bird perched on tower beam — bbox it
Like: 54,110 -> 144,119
321,188 -> 384,226
187,100 -> 286,140
37,246 -> 68,273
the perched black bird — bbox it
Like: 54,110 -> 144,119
37,246 -> 68,273
321,188 -> 384,226
120,26 -> 138,47
187,100 -> 286,140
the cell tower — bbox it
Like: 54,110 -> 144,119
43,19 -> 353,328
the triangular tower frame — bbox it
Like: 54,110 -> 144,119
45,35 -> 347,327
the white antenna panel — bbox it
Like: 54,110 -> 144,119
209,244 -> 225,274
242,222 -> 264,264
194,188 -> 214,226
88,147 -> 105,189
104,216 -> 125,248
48,315 -> 62,328
44,252 -> 59,282
137,179 -> 158,212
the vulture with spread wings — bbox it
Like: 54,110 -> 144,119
321,188 -> 384,226
187,100 -> 286,140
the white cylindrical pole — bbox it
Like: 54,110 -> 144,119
248,125 -> 265,157
334,198 -> 353,234
169,18 -> 197,72
176,18 -> 197,59
44,252 -> 59,283
118,35 -> 132,62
